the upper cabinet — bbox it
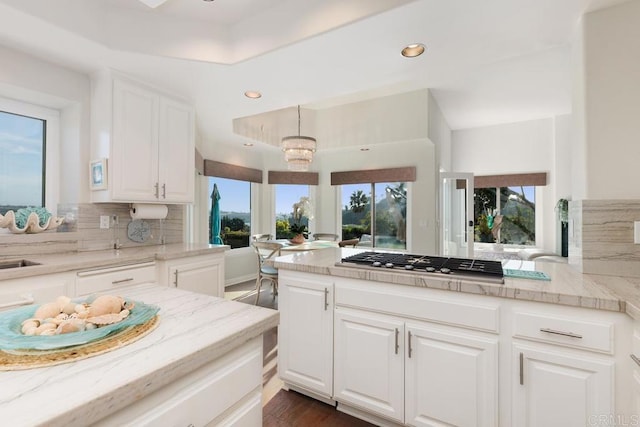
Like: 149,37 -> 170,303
91,70 -> 195,204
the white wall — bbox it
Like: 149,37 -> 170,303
451,117 -> 569,252
0,44 -> 91,205
581,0 -> 640,199
428,90 -> 452,172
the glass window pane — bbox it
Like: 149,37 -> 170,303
341,184 -> 371,244
474,188 -> 497,243
209,177 -> 251,249
275,184 -> 309,239
374,182 -> 407,250
0,111 -> 45,214
499,186 -> 535,245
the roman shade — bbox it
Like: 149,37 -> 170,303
331,167 -> 416,185
268,171 -> 319,185
204,160 -> 263,183
474,172 -> 547,188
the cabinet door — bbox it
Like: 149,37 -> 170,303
278,276 -> 333,397
405,323 -> 498,427
513,343 -> 614,427
158,97 -> 194,203
112,79 -> 160,201
170,258 -> 223,297
334,309 -> 404,423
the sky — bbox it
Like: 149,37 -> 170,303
0,111 -> 44,206
207,177 -> 309,216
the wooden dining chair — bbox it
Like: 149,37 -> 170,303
313,233 -> 339,241
338,238 -> 360,248
251,233 -> 273,242
252,241 -> 282,305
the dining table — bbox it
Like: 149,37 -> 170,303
271,239 -> 338,251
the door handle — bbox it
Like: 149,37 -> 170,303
174,270 -> 179,287
468,220 -> 474,227
162,183 -> 166,199
407,330 -> 413,358
519,352 -> 524,385
394,328 -> 399,354
154,182 -> 159,199
324,288 -> 329,310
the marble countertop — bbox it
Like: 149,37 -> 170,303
273,247 -> 640,318
0,283 -> 279,426
0,243 -> 228,281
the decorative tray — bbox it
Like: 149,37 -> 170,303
0,299 -> 159,351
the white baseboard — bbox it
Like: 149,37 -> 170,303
225,274 -> 257,288
337,402 -> 403,427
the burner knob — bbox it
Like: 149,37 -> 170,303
372,261 -> 382,267
385,263 -> 394,268
404,265 -> 414,270
425,267 -> 436,272
440,268 -> 451,274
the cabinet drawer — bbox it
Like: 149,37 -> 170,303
93,337 -> 262,427
513,311 -> 614,354
76,262 -> 156,296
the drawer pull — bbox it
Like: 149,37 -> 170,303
0,294 -> 34,310
324,288 -> 329,311
519,352 -> 524,385
154,182 -> 159,199
408,330 -> 413,358
539,328 -> 583,339
631,354 -> 640,368
394,328 -> 399,355
112,277 -> 134,285
162,183 -> 166,199
174,270 -> 179,287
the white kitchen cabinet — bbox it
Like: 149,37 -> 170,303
75,262 -> 156,297
513,342 -> 614,427
334,308 -> 404,423
158,253 -> 225,297
0,272 -> 73,312
93,336 -> 263,427
405,322 -> 498,427
91,70 -> 194,204
278,271 -> 334,400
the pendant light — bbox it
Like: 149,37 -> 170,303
281,105 -> 316,171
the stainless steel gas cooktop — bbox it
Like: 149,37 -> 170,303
338,251 -> 504,284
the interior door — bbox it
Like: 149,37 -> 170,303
439,172 -> 474,258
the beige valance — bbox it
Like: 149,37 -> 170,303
331,167 -> 416,186
474,172 -> 547,188
204,160 -> 262,183
268,171 -> 319,185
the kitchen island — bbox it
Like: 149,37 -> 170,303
0,283 -> 279,426
274,247 -> 640,427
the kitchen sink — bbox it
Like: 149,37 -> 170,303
0,259 -> 42,270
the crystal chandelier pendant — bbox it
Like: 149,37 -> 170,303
281,106 -> 316,171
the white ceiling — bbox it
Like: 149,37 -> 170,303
0,0 -> 628,154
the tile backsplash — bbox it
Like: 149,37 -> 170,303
0,203 -> 184,257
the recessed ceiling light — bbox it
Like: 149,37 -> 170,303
243,143 -> 254,147
244,90 -> 262,99
401,43 -> 426,58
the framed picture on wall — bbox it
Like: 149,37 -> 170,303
90,158 -> 108,190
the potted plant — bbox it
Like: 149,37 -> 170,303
555,198 -> 569,224
289,196 -> 313,244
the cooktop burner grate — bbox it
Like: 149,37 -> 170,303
339,251 -> 504,283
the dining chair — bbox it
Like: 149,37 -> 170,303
251,233 -> 273,242
313,233 -> 339,241
338,238 -> 360,248
252,241 -> 282,305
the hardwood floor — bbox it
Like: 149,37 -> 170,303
225,281 -> 373,426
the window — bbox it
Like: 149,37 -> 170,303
474,186 -> 535,245
0,97 -> 58,215
275,184 -> 309,239
341,182 -> 407,250
208,177 -> 251,249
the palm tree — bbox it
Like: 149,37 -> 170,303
349,190 -> 369,213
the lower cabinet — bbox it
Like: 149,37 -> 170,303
334,307 -> 498,426
512,343 -> 614,427
0,272 -> 73,312
278,271 -> 334,399
158,253 -> 224,297
93,336 -> 263,426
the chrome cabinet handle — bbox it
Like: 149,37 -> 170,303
174,270 -> 179,287
395,328 -> 399,354
540,328 -> 583,339
112,277 -> 134,285
631,354 -> 640,367
519,352 -> 524,385
408,330 -> 413,358
154,182 -> 159,199
162,183 -> 166,199
324,288 -> 329,310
